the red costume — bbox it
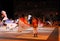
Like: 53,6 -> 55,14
32,18 -> 38,28
19,17 -> 30,26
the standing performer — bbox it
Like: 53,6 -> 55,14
32,16 -> 38,37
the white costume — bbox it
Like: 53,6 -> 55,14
28,15 -> 32,20
28,14 -> 32,24
1,10 -> 8,21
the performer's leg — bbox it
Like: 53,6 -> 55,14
33,27 -> 38,37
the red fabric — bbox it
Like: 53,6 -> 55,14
20,18 -> 24,22
32,18 -> 38,28
19,17 -> 30,26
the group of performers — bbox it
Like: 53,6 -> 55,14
0,10 -> 54,37
18,14 -> 38,37
0,10 -> 39,37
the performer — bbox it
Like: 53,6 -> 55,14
32,16 -> 38,37
1,10 -> 8,21
18,14 -> 30,32
28,14 -> 32,24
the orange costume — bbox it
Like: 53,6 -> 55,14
18,17 -> 30,32
32,18 -> 38,28
19,17 -> 30,26
32,17 -> 38,37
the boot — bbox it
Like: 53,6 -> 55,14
34,34 -> 35,37
34,33 -> 38,37
35,33 -> 38,37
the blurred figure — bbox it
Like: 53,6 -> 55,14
28,14 -> 32,24
32,16 -> 38,37
0,10 -> 8,29
0,20 -> 3,27
1,10 -> 8,21
38,18 -> 44,27
18,14 -> 30,32
45,15 -> 52,27
5,18 -> 17,30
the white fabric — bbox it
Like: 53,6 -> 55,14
28,15 -> 32,20
1,10 -> 8,21
6,23 -> 17,29
3,17 -> 8,21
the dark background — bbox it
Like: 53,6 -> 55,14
0,0 -> 59,20
0,0 -> 13,19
